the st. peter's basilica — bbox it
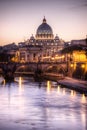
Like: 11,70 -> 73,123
19,17 -> 64,62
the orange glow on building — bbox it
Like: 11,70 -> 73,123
73,51 -> 87,62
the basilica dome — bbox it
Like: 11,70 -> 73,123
36,17 -> 54,40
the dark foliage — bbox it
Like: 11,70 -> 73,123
61,45 -> 83,54
0,52 -> 14,62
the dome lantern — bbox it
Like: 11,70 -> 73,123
43,16 -> 46,23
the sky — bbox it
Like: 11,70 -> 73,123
0,0 -> 87,45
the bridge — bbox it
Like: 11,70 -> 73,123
0,61 -> 86,81
0,61 -> 68,81
0,61 -> 68,73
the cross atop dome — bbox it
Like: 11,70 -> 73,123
43,16 -> 46,23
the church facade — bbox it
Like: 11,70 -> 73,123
19,17 -> 64,62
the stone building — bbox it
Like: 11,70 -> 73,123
19,17 -> 64,62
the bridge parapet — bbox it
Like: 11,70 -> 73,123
0,61 -> 68,81
0,61 -> 68,72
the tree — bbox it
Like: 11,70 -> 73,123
0,52 -> 14,62
61,44 -> 82,54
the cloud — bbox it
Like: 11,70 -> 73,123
69,2 -> 87,10
83,3 -> 87,7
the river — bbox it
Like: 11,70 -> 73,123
0,76 -> 87,130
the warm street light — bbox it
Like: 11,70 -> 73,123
81,64 -> 85,69
70,64 -> 74,68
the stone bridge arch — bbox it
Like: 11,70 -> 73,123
15,62 -> 67,75
15,63 -> 38,72
16,65 -> 33,72
0,62 -> 68,78
43,64 -> 67,75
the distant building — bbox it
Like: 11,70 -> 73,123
61,38 -> 87,79
19,17 -> 64,62
3,43 -> 18,50
71,39 -> 86,46
18,42 -> 26,47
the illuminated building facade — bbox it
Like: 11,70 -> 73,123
19,17 -> 64,62
61,38 -> 87,79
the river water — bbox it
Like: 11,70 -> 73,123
0,76 -> 87,130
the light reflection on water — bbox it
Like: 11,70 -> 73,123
0,77 -> 87,130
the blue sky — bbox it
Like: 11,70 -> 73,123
0,0 -> 87,45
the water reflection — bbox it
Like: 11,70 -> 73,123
70,90 -> 76,98
81,94 -> 86,103
62,88 -> 66,95
19,77 -> 24,93
0,77 -> 87,130
47,81 -> 51,93
57,85 -> 61,94
3,79 -> 6,86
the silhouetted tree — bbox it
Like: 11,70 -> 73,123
0,52 -> 14,62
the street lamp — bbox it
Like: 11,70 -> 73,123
81,64 -> 85,69
70,64 -> 74,68
85,35 -> 87,58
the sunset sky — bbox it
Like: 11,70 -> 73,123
0,0 -> 87,45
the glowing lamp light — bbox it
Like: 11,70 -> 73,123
81,64 -> 85,68
62,55 -> 64,58
70,64 -> 73,67
51,57 -> 54,60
